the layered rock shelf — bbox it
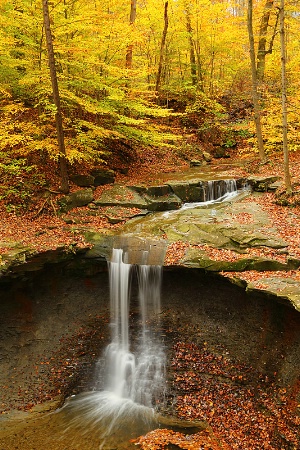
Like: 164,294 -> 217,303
1,175 -> 300,312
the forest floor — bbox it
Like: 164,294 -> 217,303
1,139 -> 300,448
1,135 -> 300,285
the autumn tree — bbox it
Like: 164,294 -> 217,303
256,0 -> 279,81
279,0 -> 292,193
155,2 -> 169,93
247,0 -> 266,161
42,0 -> 69,193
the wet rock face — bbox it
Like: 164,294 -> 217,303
0,268 -> 111,413
0,265 -> 299,414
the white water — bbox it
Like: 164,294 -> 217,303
181,189 -> 239,211
162,179 -> 240,217
59,247 -> 165,449
204,179 -> 237,202
106,248 -> 165,406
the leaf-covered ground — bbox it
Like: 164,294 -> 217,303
1,147 -> 300,262
1,143 -> 300,449
135,341 -> 299,450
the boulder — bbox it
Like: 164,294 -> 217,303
202,151 -> 212,162
70,174 -> 95,187
59,188 -> 94,212
248,176 -> 280,192
91,169 -> 115,186
94,185 -> 148,209
190,159 -> 202,167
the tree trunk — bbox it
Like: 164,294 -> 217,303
194,24 -> 204,92
247,0 -> 266,161
184,3 -> 197,86
155,2 -> 169,93
42,0 -> 69,194
209,50 -> 215,96
125,0 -> 137,70
194,51 -> 204,92
279,0 -> 292,193
257,0 -> 278,81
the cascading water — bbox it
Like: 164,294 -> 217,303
204,179 -> 238,202
105,248 -> 133,400
163,178 -> 240,216
105,248 -> 165,407
134,263 -> 165,407
59,245 -> 165,449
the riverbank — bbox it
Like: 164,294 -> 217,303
1,148 -> 300,262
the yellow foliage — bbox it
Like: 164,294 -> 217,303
0,87 -> 12,100
0,0 -> 299,189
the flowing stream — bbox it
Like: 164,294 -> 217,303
181,178 -> 240,210
59,246 -> 165,449
1,177 -> 299,450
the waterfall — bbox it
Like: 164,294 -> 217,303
134,264 -> 165,407
105,248 -> 133,399
177,178 -> 238,213
106,248 -> 165,407
59,243 -> 166,448
204,179 -> 237,202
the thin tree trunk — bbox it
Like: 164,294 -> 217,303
184,3 -> 197,86
155,2 -> 169,93
195,51 -> 204,92
209,51 -> 215,96
125,0 -> 137,69
257,0 -> 279,81
279,0 -> 292,193
247,0 -> 266,161
194,24 -> 204,92
177,48 -> 184,82
42,0 -> 69,193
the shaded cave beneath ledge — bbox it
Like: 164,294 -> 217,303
0,262 -> 299,415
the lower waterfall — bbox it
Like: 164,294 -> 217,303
59,246 -> 165,449
105,247 -> 165,407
